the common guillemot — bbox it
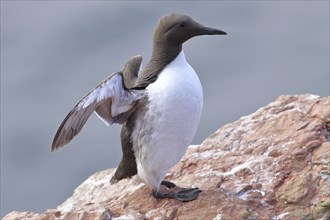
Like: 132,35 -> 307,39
52,13 -> 226,202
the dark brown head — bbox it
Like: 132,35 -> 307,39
135,13 -> 227,88
153,13 -> 227,46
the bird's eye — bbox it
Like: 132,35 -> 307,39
180,22 -> 186,28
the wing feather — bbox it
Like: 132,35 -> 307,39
51,72 -> 145,151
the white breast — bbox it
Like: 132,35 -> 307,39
134,51 -> 203,190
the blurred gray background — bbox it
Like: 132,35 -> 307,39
1,1 -> 329,217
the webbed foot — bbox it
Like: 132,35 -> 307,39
153,180 -> 202,202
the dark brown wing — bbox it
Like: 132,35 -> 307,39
51,72 -> 145,152
51,102 -> 96,151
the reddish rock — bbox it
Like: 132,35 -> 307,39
4,94 -> 330,220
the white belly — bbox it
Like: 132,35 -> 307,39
133,51 -> 203,190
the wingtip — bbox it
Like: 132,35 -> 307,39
51,129 -> 62,152
51,125 -> 68,152
51,139 -> 56,152
124,55 -> 143,70
51,139 -> 67,152
130,54 -> 143,62
51,140 -> 60,152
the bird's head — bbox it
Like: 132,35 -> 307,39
153,13 -> 227,46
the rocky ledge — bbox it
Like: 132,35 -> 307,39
4,94 -> 330,220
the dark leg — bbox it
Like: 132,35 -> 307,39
153,180 -> 202,202
110,155 -> 137,183
161,180 -> 176,188
110,122 -> 137,183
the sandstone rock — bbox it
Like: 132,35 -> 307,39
4,94 -> 330,220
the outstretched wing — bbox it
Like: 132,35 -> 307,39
51,72 -> 145,151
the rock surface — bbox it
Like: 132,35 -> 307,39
4,94 -> 330,220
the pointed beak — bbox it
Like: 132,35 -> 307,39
192,19 -> 227,36
195,22 -> 227,36
202,27 -> 227,35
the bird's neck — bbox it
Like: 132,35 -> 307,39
150,42 -> 182,65
135,43 -> 182,88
